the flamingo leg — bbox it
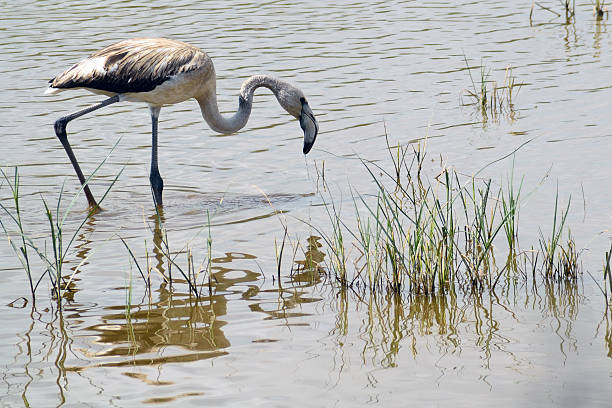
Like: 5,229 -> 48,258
149,106 -> 164,207
54,95 -> 120,209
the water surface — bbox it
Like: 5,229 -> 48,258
1,1 -> 611,406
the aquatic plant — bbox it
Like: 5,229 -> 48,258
593,0 -> 608,18
562,0 -> 576,21
310,135 -> 581,297
0,168 -> 36,302
501,166 -> 523,267
530,1 -> 575,22
123,206 -> 213,298
0,142 -> 121,308
306,175 -> 349,286
462,56 -> 522,122
538,187 -> 578,280
604,241 -> 612,304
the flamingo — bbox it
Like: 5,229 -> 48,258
45,38 -> 319,208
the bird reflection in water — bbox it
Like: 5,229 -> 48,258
74,233 -> 328,369
247,236 -> 327,322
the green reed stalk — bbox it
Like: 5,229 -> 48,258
1,139 -> 122,307
124,262 -> 138,355
313,136 -> 581,297
332,210 -> 347,285
352,189 -> 384,289
119,236 -> 148,291
275,225 -> 288,283
0,168 -> 35,302
539,188 -> 571,278
501,172 -> 522,263
205,210 -> 213,295
604,241 -> 612,298
593,0 -> 606,18
558,231 -> 579,279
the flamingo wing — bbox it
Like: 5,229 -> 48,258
48,38 -> 209,94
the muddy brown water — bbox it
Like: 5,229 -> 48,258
1,1 -> 611,406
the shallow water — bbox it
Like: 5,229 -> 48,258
1,0 -> 612,406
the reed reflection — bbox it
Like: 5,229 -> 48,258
10,309 -> 38,407
328,277 -> 587,370
72,217 -> 261,367
355,291 -> 466,368
604,308 -> 612,358
531,278 -> 581,360
6,307 -> 75,407
3,212 -> 99,406
85,293 -> 230,367
593,17 -> 607,58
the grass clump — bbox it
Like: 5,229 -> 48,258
538,189 -> 580,281
312,136 -> 580,297
462,56 -> 522,122
0,143 -> 121,309
603,241 -> 612,305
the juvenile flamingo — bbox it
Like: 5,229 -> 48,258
46,38 -> 319,208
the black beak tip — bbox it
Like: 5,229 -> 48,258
299,101 -> 318,155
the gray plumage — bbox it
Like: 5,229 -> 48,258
49,38 -> 211,94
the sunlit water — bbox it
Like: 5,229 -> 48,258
1,1 -> 611,406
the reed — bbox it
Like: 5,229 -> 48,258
562,0 -> 576,20
120,236 -> 149,291
352,190 -> 383,289
501,169 -> 522,264
604,241 -> 612,302
538,188 -> 574,280
0,141 -> 122,308
593,0 -> 607,18
530,1 -> 574,20
462,56 -> 522,121
140,208 -> 209,298
117,205 -> 220,299
463,55 -> 489,115
0,168 -> 36,302
206,211 -> 213,296
0,138 -> 586,305
318,183 -> 349,286
124,261 -> 138,355
312,137 -> 581,297
274,225 -> 288,283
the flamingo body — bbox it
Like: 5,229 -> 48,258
47,38 -> 216,105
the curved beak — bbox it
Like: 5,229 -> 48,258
300,102 -> 319,154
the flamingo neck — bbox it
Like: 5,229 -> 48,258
196,75 -> 285,134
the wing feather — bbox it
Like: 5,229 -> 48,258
49,38 -> 209,94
